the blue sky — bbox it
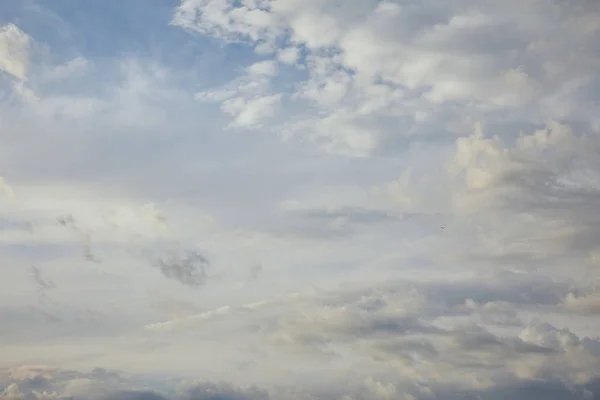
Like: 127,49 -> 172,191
1,1 -> 600,399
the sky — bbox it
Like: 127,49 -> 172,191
1,0 -> 600,399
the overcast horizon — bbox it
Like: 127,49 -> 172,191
1,0 -> 600,399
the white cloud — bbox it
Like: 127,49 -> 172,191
41,57 -> 88,82
174,0 -> 600,155
197,59 -> 282,128
223,93 -> 281,128
0,24 -> 30,81
276,47 -> 299,65
246,60 -> 278,77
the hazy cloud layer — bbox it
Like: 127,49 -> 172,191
1,0 -> 599,399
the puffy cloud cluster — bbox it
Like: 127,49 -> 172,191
174,0 -> 600,155
444,121 -> 600,273
108,270 -> 598,399
257,275 -> 596,383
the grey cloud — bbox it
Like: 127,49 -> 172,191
431,379 -> 600,400
449,122 -> 600,270
0,301 -> 149,344
249,264 -> 262,281
270,292 -> 447,353
153,249 -> 209,288
280,206 -> 443,239
288,206 -> 400,225
0,218 -> 33,233
89,368 -> 122,382
347,315 -> 445,338
364,324 -> 557,373
105,391 -> 167,400
0,370 -> 270,400
372,337 -> 439,362
56,214 -> 100,263
2,365 -> 600,400
315,271 -> 570,319
452,329 -> 504,351
181,382 -> 269,400
452,329 -> 553,355
261,204 -> 411,240
561,290 -> 600,316
0,366 -> 127,400
30,266 -> 55,292
56,214 -> 76,228
417,272 -> 570,309
254,275 -> 600,385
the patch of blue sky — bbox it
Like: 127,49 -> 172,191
0,0 -> 264,93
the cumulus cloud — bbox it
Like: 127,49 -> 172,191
173,0 -> 600,155
445,121 -> 600,271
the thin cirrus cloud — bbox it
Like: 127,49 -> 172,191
0,0 -> 600,399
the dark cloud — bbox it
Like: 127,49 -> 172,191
153,249 -> 209,287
